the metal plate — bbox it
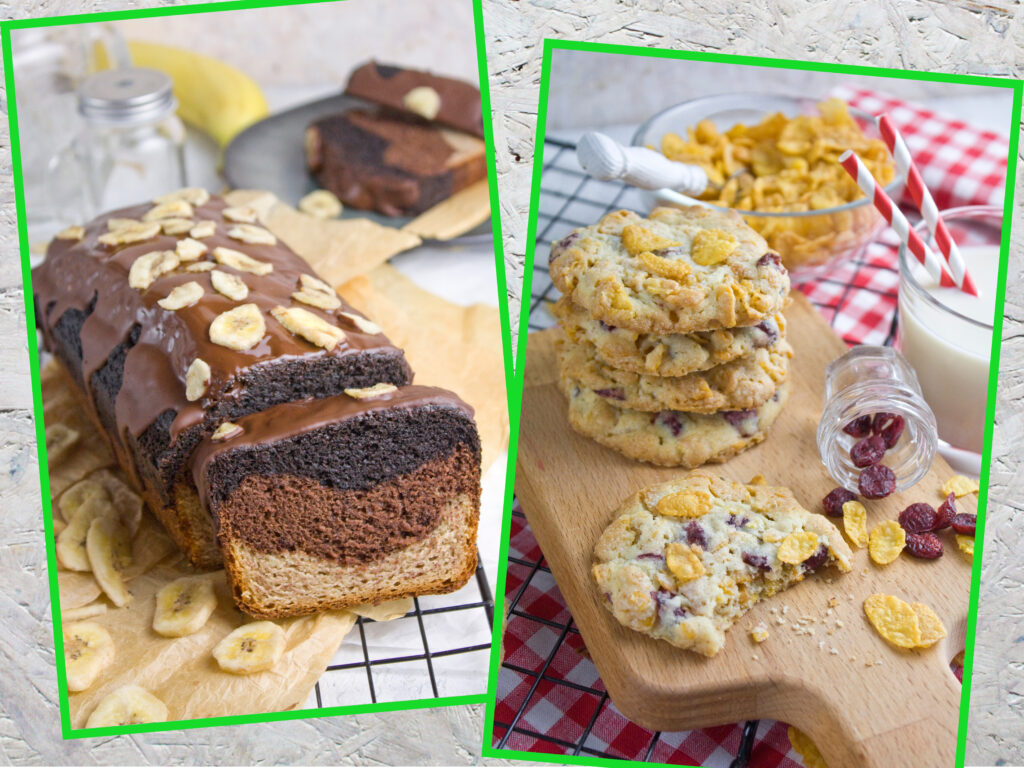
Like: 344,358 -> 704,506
222,93 -> 491,242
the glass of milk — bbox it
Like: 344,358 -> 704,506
896,205 -> 1002,471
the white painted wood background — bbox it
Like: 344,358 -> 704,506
0,0 -> 1021,764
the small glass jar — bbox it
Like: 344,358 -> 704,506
817,345 -> 938,493
47,67 -> 187,224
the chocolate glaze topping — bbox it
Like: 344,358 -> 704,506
33,195 -> 411,455
345,60 -> 484,138
192,383 -> 476,510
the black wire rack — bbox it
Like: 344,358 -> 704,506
494,133 -> 909,767
311,551 -> 494,707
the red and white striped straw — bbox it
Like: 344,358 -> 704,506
876,113 -> 978,296
838,149 -> 957,289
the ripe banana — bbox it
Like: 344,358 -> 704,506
153,576 -> 217,637
213,621 -> 285,674
86,685 -> 168,727
64,621 -> 115,692
86,516 -> 133,607
94,41 -> 269,147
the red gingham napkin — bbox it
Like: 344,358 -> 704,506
798,86 -> 1010,345
496,90 -> 1008,766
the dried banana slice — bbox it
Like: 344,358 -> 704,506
56,494 -> 118,572
155,187 -> 209,207
86,685 -> 168,727
271,305 -> 345,350
212,246 -> 273,276
213,621 -> 286,674
160,218 -> 195,236
45,423 -> 79,463
153,576 -> 218,637
222,206 -> 258,223
55,225 -> 85,241
91,469 -> 143,538
298,190 -> 342,219
209,303 -> 266,351
227,224 -> 276,246
64,621 -> 115,692
189,220 -> 217,239
62,602 -> 108,621
210,270 -> 249,301
339,311 -> 383,335
157,281 -> 204,311
128,250 -> 180,291
59,478 -> 109,522
292,287 -> 341,311
175,237 -> 208,262
143,200 -> 193,221
97,221 -> 161,247
86,516 -> 133,607
185,358 -> 212,402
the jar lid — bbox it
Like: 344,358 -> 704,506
77,67 -> 176,124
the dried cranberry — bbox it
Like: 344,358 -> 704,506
843,415 -> 873,438
594,388 -> 626,401
851,435 -> 886,468
550,232 -> 578,263
722,409 -> 757,437
803,545 -> 830,572
951,514 -> 977,536
757,252 -> 781,268
859,464 -> 896,499
727,514 -> 750,528
656,411 -> 684,437
905,532 -> 944,559
637,552 -> 664,561
934,493 -> 956,530
685,521 -> 708,550
742,552 -> 771,572
898,503 -> 938,533
753,320 -> 779,348
822,487 -> 857,517
598,320 -> 617,332
878,414 -> 905,448
871,412 -> 896,434
654,246 -> 686,258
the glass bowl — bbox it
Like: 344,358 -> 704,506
631,93 -> 905,279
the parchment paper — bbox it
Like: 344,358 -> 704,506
402,180 -> 491,241
45,188 -> 507,727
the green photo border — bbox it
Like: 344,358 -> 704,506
1,0 -> 517,739
480,38 -> 1022,768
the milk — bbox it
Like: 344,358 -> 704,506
897,244 -> 1000,455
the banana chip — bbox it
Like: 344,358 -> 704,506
213,621 -> 286,674
64,621 -> 115,692
153,576 -> 218,637
86,685 -> 168,727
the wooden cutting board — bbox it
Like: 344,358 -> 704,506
514,292 -> 975,768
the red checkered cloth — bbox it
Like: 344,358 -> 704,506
496,90 -> 1008,767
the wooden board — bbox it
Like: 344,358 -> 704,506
514,292 -> 975,768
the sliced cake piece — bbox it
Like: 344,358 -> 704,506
305,109 -> 486,216
192,384 -> 481,618
592,471 -> 851,656
345,61 -> 484,138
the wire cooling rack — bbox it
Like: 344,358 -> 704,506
495,132 -> 911,767
309,553 -> 494,707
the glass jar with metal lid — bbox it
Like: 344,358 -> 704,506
47,66 -> 187,223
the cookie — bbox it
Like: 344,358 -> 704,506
561,376 -> 790,467
548,207 -> 790,334
553,296 -> 787,378
592,471 -> 852,656
556,334 -> 792,413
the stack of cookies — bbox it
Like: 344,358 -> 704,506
548,206 -> 792,467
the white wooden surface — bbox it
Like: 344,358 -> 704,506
0,0 -> 1022,764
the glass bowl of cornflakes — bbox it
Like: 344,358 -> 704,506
632,94 -> 903,276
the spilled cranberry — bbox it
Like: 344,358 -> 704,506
934,493 -> 956,530
851,434 -> 886,468
843,415 -> 873,438
905,532 -> 944,559
822,487 -> 857,517
859,464 -> 896,499
951,514 -> 977,536
877,414 -> 905,448
898,503 -> 938,533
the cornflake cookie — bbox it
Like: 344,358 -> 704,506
593,471 -> 852,656
553,296 -> 787,378
556,333 -> 792,414
562,375 -> 789,468
548,207 -> 790,335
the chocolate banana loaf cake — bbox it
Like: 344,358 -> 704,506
192,384 -> 481,617
345,61 -> 485,138
305,109 -> 486,216
34,190 -> 412,568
